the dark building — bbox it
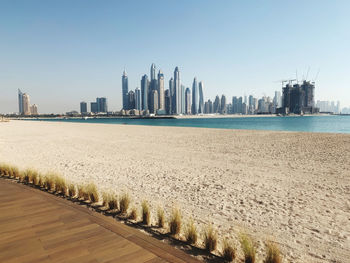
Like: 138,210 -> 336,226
96,97 -> 108,113
165,89 -> 171,115
128,90 -> 135,110
122,70 -> 129,110
280,81 -> 319,114
90,102 -> 98,113
80,101 -> 87,114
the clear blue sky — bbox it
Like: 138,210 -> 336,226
1,0 -> 349,113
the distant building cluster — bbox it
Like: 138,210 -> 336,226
316,100 -> 341,114
120,64 -> 286,116
79,97 -> 108,115
18,89 -> 38,115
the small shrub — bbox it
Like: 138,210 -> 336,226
68,184 -> 76,198
264,242 -> 281,263
32,172 -> 40,186
222,238 -> 236,262
169,208 -> 181,236
157,207 -> 165,228
23,169 -> 33,184
240,233 -> 256,263
1,164 -> 11,177
11,166 -> 20,178
204,224 -> 218,252
185,218 -> 198,245
102,192 -> 110,207
119,193 -> 130,214
129,207 -> 138,220
141,200 -> 151,225
46,174 -> 57,191
0,164 -> 7,176
86,183 -> 99,203
77,185 -> 89,200
108,195 -> 118,210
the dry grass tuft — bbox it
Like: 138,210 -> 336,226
77,185 -> 89,200
102,192 -> 110,207
264,242 -> 281,263
108,195 -> 118,210
204,224 -> 218,252
85,183 -> 99,203
23,169 -> 35,184
68,183 -> 76,198
45,173 -> 57,191
240,233 -> 256,263
185,218 -> 198,245
0,164 -> 11,177
55,175 -> 66,193
32,172 -> 41,186
11,166 -> 20,179
141,200 -> 151,225
119,193 -> 130,214
169,207 -> 181,236
129,207 -> 138,220
157,206 -> 165,228
222,238 -> 236,262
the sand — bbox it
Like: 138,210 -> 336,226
0,120 -> 349,262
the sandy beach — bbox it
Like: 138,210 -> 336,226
0,120 -> 349,262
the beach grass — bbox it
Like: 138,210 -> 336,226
157,206 -> 165,228
55,175 -> 66,194
141,200 -> 151,225
222,238 -> 236,262
119,193 -> 130,214
185,218 -> 198,245
204,224 -> 218,252
264,242 -> 281,263
77,185 -> 89,200
240,233 -> 256,263
86,183 -> 99,203
169,207 -> 181,236
68,183 -> 76,198
129,207 -> 138,220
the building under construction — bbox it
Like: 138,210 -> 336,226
278,80 -> 319,114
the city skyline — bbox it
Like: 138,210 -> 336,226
1,1 -> 350,113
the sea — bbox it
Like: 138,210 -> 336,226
32,115 -> 350,134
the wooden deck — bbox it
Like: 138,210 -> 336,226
0,179 -> 202,263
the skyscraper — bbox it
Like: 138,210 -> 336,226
141,75 -> 149,111
30,104 -> 38,115
22,93 -> 30,115
213,95 -> 220,113
135,88 -> 141,110
174,67 -> 180,114
122,70 -> 129,110
91,102 -> 98,113
18,89 -> 23,115
128,90 -> 135,110
96,97 -> 108,113
198,81 -> 204,114
157,70 -> 165,110
181,85 -> 185,114
150,90 -> 158,114
185,87 -> 191,114
191,78 -> 199,114
169,78 -> 174,114
165,89 -> 171,115
221,95 -> 227,114
80,101 -> 87,114
150,63 -> 156,81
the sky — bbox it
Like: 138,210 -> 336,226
1,0 -> 349,114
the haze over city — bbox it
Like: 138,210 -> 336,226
1,0 -> 350,114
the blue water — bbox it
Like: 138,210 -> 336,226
31,115 -> 350,134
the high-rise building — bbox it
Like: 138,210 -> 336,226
185,88 -> 191,114
141,75 -> 149,111
91,102 -> 98,113
150,90 -> 158,114
198,81 -> 204,114
181,85 -> 185,114
165,89 -> 171,115
208,99 -> 213,113
96,97 -> 108,113
150,63 -> 156,81
213,95 -> 220,113
18,89 -> 23,115
174,67 -> 180,114
135,88 -> 141,110
238,97 -> 243,114
22,93 -> 30,115
128,90 -> 135,110
122,70 -> 129,110
169,78 -> 174,114
232,96 -> 238,114
157,70 -> 165,110
80,101 -> 87,114
220,95 -> 227,114
192,78 -> 199,114
30,104 -> 38,115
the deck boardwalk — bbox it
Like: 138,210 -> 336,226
0,179 -> 202,263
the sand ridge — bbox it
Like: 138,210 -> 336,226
0,120 -> 349,262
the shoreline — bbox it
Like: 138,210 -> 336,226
1,121 -> 349,262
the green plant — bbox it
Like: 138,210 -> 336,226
119,193 -> 130,214
204,224 -> 218,252
141,200 -> 151,225
169,208 -> 181,236
222,238 -> 236,262
185,218 -> 197,244
240,233 -> 256,263
157,207 -> 165,228
264,242 -> 281,263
